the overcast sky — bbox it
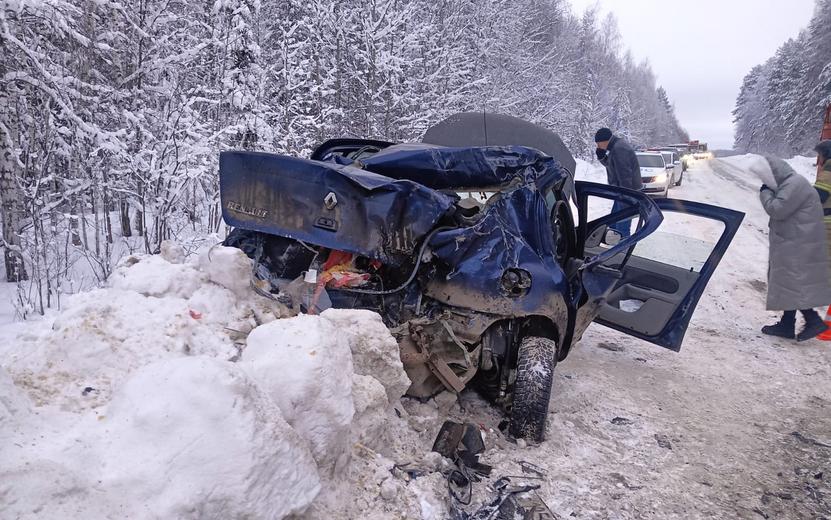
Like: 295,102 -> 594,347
567,0 -> 816,149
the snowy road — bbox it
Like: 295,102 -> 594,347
444,158 -> 831,519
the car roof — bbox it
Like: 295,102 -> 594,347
637,151 -> 664,156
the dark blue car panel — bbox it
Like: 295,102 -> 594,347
221,147 -> 572,266
425,183 -> 570,323
219,151 -> 456,265
327,145 -> 569,191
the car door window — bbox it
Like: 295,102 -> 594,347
630,216 -> 723,271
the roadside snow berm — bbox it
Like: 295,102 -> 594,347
0,245 -> 419,519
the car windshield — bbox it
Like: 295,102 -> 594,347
637,154 -> 664,168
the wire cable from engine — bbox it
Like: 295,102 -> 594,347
336,226 -> 453,295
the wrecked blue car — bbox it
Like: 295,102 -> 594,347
220,113 -> 743,441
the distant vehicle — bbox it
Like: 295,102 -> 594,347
649,148 -> 686,180
659,151 -> 684,186
689,140 -> 712,160
637,151 -> 671,197
667,143 -> 693,170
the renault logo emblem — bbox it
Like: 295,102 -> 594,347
324,192 -> 338,210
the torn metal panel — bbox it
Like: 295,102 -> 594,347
425,181 -> 571,322
395,318 -> 482,398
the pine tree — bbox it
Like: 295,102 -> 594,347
734,0 -> 831,154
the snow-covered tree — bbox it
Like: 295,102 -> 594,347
734,0 -> 831,154
0,0 -> 690,314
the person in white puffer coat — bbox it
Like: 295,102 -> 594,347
750,155 -> 831,341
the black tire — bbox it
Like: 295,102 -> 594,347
508,336 -> 557,442
675,172 -> 683,187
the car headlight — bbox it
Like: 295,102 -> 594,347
655,173 -> 667,183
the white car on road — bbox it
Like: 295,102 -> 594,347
637,152 -> 672,197
659,150 -> 684,186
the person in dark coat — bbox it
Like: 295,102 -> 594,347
751,156 -> 831,341
594,128 -> 643,237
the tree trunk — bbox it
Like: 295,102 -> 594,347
79,189 -> 89,250
134,200 -> 145,237
92,188 -> 101,257
0,136 -> 28,282
119,199 -> 132,237
70,193 -> 82,246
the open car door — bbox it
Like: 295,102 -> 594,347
576,182 -> 744,351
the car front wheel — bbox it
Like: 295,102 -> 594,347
508,336 -> 557,442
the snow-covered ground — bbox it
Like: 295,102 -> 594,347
2,157 -> 830,519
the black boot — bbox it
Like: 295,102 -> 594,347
797,310 -> 829,342
762,311 -> 796,339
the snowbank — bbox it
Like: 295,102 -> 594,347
99,357 -> 320,519
786,155 -> 819,183
320,309 -> 413,449
721,153 -> 818,185
0,365 -> 30,427
243,315 -> 356,475
0,245 -> 416,519
719,153 -> 763,173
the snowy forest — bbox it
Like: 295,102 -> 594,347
733,0 -> 831,155
0,0 -> 688,315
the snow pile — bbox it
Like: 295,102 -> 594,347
0,246 -> 415,519
785,155 -> 819,183
0,365 -> 30,427
96,357 -> 320,518
3,252 -> 249,411
243,315 -> 355,475
242,308 -> 412,477
719,153 -> 763,172
109,253 -> 206,298
322,309 -> 412,448
721,153 -> 818,185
